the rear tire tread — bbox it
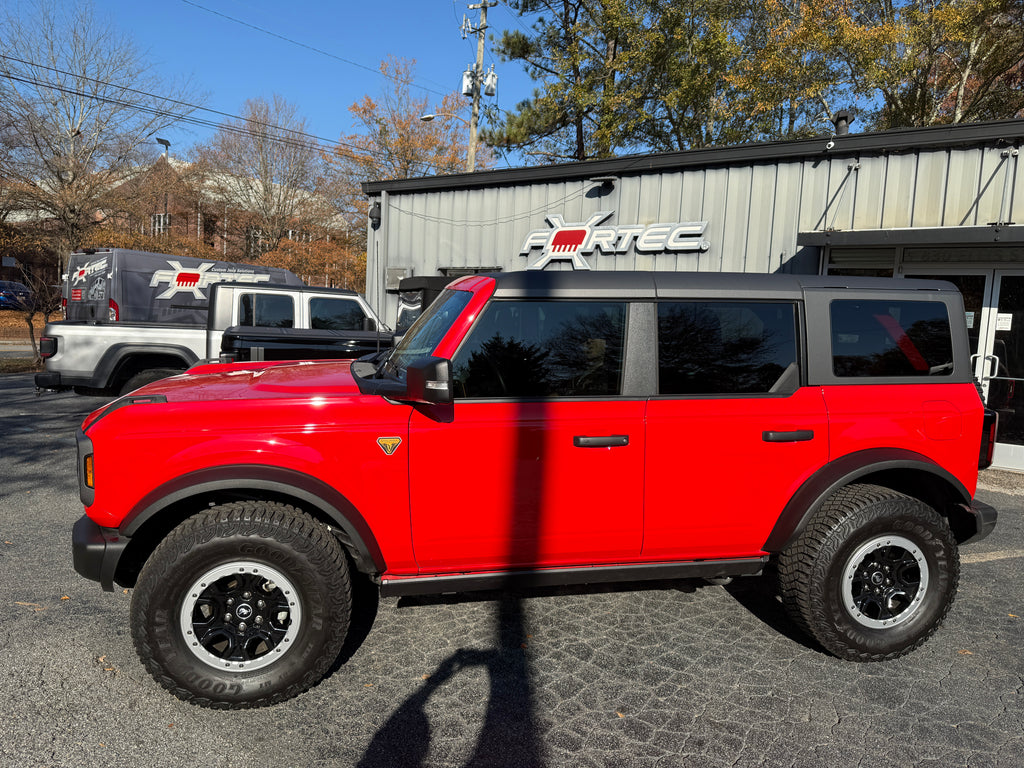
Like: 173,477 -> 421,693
777,483 -> 958,662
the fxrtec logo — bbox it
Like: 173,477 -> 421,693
518,211 -> 710,270
149,261 -> 272,299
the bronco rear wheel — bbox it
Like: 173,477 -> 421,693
131,501 -> 351,708
777,483 -> 959,661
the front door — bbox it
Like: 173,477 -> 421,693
408,298 -> 645,572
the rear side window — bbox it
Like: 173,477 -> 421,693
658,301 -> 799,395
239,293 -> 294,328
830,300 -> 953,377
452,300 -> 627,398
310,297 -> 368,331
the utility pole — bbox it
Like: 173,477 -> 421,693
465,1 -> 497,172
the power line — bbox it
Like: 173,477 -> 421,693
178,0 -> 453,97
1,52 -> 512,172
0,54 -> 364,154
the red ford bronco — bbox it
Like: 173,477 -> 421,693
72,271 -> 997,708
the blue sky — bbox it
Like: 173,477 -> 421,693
97,0 -> 537,165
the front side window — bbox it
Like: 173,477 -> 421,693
310,297 -> 368,331
452,300 -> 627,398
239,293 -> 294,328
831,300 -> 954,377
658,301 -> 798,395
387,289 -> 473,376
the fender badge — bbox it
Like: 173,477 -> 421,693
377,437 -> 402,456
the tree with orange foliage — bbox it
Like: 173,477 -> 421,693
843,0 -> 1024,128
257,238 -> 366,292
331,56 -> 491,185
717,0 -> 1023,135
322,56 -> 492,294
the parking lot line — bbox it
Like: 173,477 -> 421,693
962,549 -> 1024,564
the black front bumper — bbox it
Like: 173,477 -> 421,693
72,515 -> 129,592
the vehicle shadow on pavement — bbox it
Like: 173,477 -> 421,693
723,572 -> 822,652
356,594 -> 541,768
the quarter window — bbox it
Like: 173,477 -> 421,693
830,300 -> 953,377
453,300 -> 627,398
658,301 -> 798,395
310,297 -> 368,331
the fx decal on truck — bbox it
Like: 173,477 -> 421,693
150,261 -> 274,300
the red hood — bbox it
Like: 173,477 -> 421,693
128,360 -> 362,403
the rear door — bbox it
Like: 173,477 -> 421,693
644,299 -> 829,559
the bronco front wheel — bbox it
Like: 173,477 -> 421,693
131,501 -> 351,708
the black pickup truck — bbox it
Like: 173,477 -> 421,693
219,323 -> 392,363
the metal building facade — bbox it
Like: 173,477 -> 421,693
364,119 -> 1024,469
365,119 -> 1022,319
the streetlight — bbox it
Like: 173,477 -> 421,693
419,113 -> 474,173
154,138 -> 171,238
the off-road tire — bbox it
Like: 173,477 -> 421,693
131,501 -> 351,708
777,483 -> 959,661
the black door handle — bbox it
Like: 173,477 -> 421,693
762,430 -> 814,443
574,435 -> 629,448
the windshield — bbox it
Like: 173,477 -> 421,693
384,288 -> 472,377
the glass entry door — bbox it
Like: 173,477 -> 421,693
983,272 -> 1024,469
903,269 -> 1024,471
902,269 -> 992,375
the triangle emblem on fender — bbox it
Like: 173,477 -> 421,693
377,436 -> 402,456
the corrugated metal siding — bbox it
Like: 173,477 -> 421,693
368,138 -> 1021,322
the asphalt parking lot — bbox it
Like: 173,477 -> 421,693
2,371 -> 1023,768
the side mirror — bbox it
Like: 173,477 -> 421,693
403,356 -> 453,405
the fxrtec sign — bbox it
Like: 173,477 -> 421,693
519,211 -> 710,270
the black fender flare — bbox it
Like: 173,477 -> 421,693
119,464 -> 385,574
95,343 -> 198,389
762,448 -> 972,553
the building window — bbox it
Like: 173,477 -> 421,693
826,247 -> 896,277
246,227 -> 267,258
151,213 -> 170,236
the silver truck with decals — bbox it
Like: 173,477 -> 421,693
36,248 -> 388,395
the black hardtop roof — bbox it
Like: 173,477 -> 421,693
398,275 -> 460,291
483,270 -> 957,300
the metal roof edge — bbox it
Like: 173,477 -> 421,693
362,119 -> 1024,196
797,225 -> 1024,247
